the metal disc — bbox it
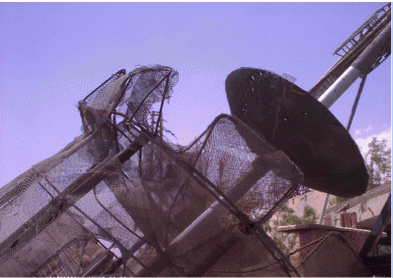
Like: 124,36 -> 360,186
225,67 -> 368,198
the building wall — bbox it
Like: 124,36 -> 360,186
286,190 -> 329,219
282,184 -> 391,228
324,190 -> 390,227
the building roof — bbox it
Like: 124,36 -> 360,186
326,183 -> 391,214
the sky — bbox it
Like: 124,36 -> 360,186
0,2 -> 391,187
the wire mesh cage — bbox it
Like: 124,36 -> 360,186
0,65 -> 304,277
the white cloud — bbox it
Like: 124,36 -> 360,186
355,127 -> 392,157
354,126 -> 373,136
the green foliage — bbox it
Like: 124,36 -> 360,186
281,214 -> 303,226
335,196 -> 348,204
329,197 -> 338,206
276,204 -> 317,225
365,137 -> 391,191
264,204 -> 318,253
302,205 -> 318,224
334,137 -> 391,204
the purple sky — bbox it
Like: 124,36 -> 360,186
0,2 -> 391,186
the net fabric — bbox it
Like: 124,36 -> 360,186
0,65 -> 303,277
188,115 -> 302,220
80,70 -> 127,133
130,115 -> 302,276
0,65 -> 178,276
164,230 -> 290,277
34,235 -> 125,277
119,66 -> 178,131
0,137 -> 96,268
83,69 -> 126,107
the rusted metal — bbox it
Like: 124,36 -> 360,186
299,232 -> 371,277
360,194 -> 391,259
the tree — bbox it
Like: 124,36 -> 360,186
365,137 -> 391,191
334,137 -> 391,204
264,204 -> 317,253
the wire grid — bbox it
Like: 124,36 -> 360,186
128,115 -> 302,276
34,235 -> 124,277
121,66 -> 178,131
0,65 -> 180,276
190,115 -> 302,220
0,65 -> 302,277
83,69 -> 126,109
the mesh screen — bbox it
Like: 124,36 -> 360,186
0,65 -> 303,277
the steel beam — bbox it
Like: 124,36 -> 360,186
318,23 -> 391,108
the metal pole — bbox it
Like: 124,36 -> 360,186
318,23 -> 391,108
316,24 -> 390,224
136,144 -> 301,276
319,74 -> 368,224
360,194 -> 391,259
318,193 -> 330,225
318,66 -> 361,108
346,74 -> 368,131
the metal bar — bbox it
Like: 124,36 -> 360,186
52,187 -> 151,276
0,131 -> 98,208
318,194 -> 330,224
186,233 -> 240,277
92,186 -> 146,242
83,69 -> 126,101
319,74 -> 368,224
318,66 -> 362,108
43,176 -> 135,268
310,13 -> 390,99
257,183 -> 299,226
318,22 -> 390,108
0,135 -> 147,260
81,242 -> 116,277
333,3 -> 390,55
154,74 -> 170,137
346,74 -> 368,131
360,194 -> 391,259
135,115 -> 302,276
57,256 -> 76,276
136,155 -> 296,276
352,23 -> 391,74
136,158 -> 269,276
77,238 -> 88,276
61,246 -> 81,275
128,69 -> 172,124
177,158 -> 268,238
253,226 -> 299,277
